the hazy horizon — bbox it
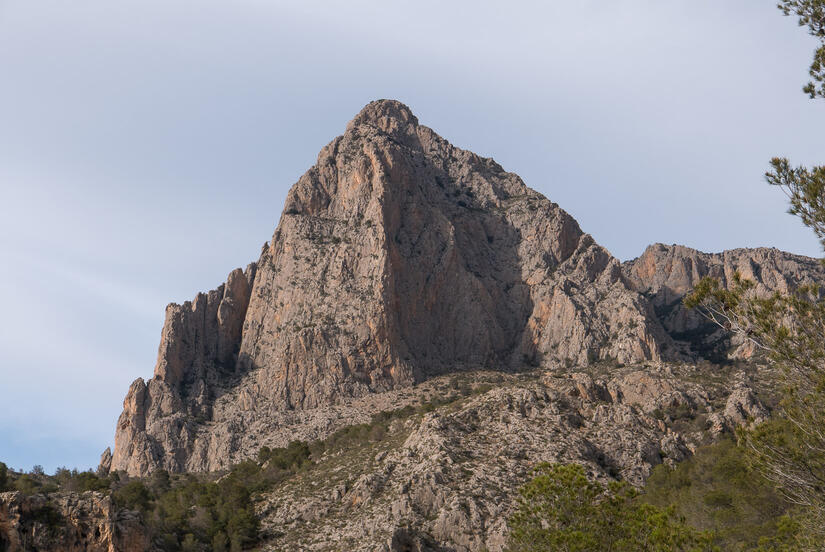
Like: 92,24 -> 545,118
1,0 -> 823,473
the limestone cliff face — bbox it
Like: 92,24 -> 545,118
0,491 -> 149,552
111,100 -> 669,476
111,265 -> 257,476
236,100 -> 664,410
623,243 -> 825,358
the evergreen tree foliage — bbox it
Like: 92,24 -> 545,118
778,0 -> 825,98
506,463 -> 715,552
643,440 -> 798,550
684,5 -> 825,549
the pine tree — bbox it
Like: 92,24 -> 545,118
685,4 -> 825,548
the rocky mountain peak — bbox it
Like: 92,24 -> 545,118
111,101 -> 750,476
345,98 -> 420,136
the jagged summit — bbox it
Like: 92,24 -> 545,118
624,243 -> 825,360
625,242 -> 824,300
110,100 -> 668,475
108,101 -> 824,477
346,98 -> 420,134
633,242 -> 810,262
282,98 -> 521,219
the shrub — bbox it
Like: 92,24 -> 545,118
643,439 -> 795,549
259,441 -> 312,471
211,531 -> 229,552
30,504 -> 63,532
507,463 -> 715,552
70,471 -> 110,493
124,458 -> 271,551
14,475 -> 41,495
257,446 -> 271,463
113,480 -> 152,511
149,469 -> 171,495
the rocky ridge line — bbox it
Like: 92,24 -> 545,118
624,243 -> 825,359
110,100 -> 672,476
108,101 -> 825,478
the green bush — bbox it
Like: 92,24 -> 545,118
117,457 -> 274,551
14,474 -> 41,495
54,468 -> 110,493
507,463 -> 715,551
258,441 -> 312,470
642,439 -> 794,549
149,469 -> 171,495
113,480 -> 152,511
211,531 -> 229,552
30,504 -> 64,534
371,405 -> 416,424
0,462 -> 7,491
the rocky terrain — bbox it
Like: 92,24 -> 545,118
624,243 -> 825,360
0,491 -> 148,552
0,360 -> 774,552
254,364 -> 770,551
4,100 -> 819,551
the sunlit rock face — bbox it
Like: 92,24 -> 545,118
0,491 -> 150,552
110,100 -> 678,476
623,243 -> 825,359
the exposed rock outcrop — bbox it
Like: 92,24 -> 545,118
97,448 -> 112,477
623,243 -> 825,360
708,384 -> 769,437
111,100 -> 669,476
0,491 -> 149,552
111,265 -> 257,476
256,366 -> 764,551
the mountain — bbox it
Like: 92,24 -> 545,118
624,243 -> 825,361
110,100 -> 671,476
4,100 -> 824,552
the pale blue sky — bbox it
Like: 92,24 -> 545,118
0,1 -> 822,473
